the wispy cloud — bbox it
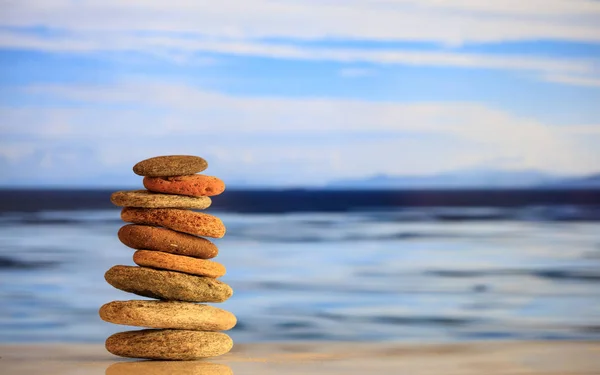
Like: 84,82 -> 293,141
1,2 -> 599,186
2,0 -> 600,44
543,74 -> 600,88
339,68 -> 376,78
2,81 -> 598,185
2,2 -> 599,87
1,29 -> 598,86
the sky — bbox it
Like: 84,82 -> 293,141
0,0 -> 599,187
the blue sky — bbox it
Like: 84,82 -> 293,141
0,1 -> 599,187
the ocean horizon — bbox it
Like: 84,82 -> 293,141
1,187 -> 600,213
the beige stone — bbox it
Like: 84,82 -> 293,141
105,329 -> 233,360
110,190 -> 211,209
104,265 -> 233,302
133,155 -> 208,177
99,300 -> 236,331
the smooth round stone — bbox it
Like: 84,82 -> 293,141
106,360 -> 233,375
105,329 -> 233,360
121,208 -> 226,238
99,300 -> 237,331
118,224 -> 219,259
110,190 -> 212,209
143,175 -> 225,197
133,250 -> 226,278
104,265 -> 233,302
133,155 -> 208,177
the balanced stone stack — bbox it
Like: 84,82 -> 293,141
100,155 -> 235,360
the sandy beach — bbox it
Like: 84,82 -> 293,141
1,341 -> 599,375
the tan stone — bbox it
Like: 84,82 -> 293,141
110,190 -> 211,209
133,155 -> 208,177
99,300 -> 236,331
104,265 -> 233,302
105,329 -> 233,360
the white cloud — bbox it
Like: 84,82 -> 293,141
0,142 -> 38,161
0,30 -> 594,76
386,0 -> 600,17
1,0 -> 600,44
543,74 -> 600,88
1,81 -> 598,184
2,2 -> 599,185
1,2 -> 599,87
339,68 -> 376,78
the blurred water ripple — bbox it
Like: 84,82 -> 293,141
1,205 -> 599,343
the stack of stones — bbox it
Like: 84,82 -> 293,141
100,155 -> 235,360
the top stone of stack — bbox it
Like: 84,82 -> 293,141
133,155 -> 208,177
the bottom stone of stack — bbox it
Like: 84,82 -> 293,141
106,329 -> 233,360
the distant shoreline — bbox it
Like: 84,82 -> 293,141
2,187 -> 600,191
0,188 -> 599,213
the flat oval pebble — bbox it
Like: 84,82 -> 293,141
99,300 -> 237,331
121,208 -> 226,238
105,265 -> 233,302
143,175 -> 225,197
106,360 -> 232,375
110,190 -> 212,209
133,155 -> 208,177
133,250 -> 226,278
118,224 -> 218,259
105,329 -> 233,360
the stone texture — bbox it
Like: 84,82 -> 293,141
99,300 -> 236,331
104,265 -> 233,302
110,190 -> 211,209
133,155 -> 208,177
121,207 -> 226,238
118,224 -> 218,259
133,250 -> 226,278
143,175 -> 225,197
105,329 -> 233,360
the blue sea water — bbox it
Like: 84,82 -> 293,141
0,190 -> 599,343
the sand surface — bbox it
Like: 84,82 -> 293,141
1,341 -> 599,374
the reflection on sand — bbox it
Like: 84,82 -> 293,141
106,360 -> 233,375
1,342 -> 599,375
